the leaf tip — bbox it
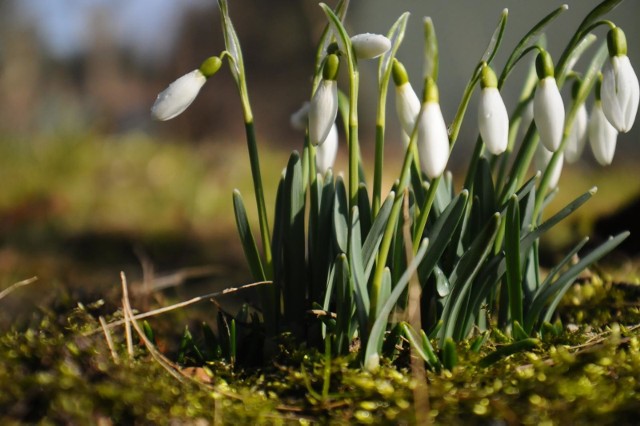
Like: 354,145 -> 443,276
589,186 -> 598,195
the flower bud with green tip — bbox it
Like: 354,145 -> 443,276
151,56 -> 222,121
535,143 -> 563,189
392,60 -> 421,136
565,80 -> 588,164
417,78 -> 450,179
478,64 -> 509,155
533,51 -> 565,152
309,54 -> 340,146
350,33 -> 391,60
589,77 -> 619,166
601,27 -> 639,133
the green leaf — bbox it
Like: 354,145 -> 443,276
233,190 -> 266,282
498,4 -> 568,87
481,8 -> 508,65
357,184 -> 372,241
349,207 -> 370,342
282,152 -> 307,326
505,195 -> 523,326
441,337 -> 458,370
528,232 -> 629,330
478,338 -> 539,367
364,239 -> 429,364
440,213 -> 500,343
399,322 -> 441,371
334,254 -> 353,355
362,192 -> 395,281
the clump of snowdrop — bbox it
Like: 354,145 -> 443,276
151,56 -> 222,121
600,27 -> 639,133
478,64 -> 509,155
533,51 -> 565,152
309,54 -> 340,146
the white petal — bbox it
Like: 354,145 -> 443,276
350,33 -> 391,60
417,102 -> 449,179
316,123 -> 339,175
589,100 -> 618,166
309,80 -> 339,146
395,82 -> 421,136
564,103 -> 588,163
534,143 -> 563,189
478,87 -> 509,155
151,70 -> 207,121
534,77 -> 565,152
601,55 -> 640,133
290,102 -> 310,131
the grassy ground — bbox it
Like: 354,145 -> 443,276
1,133 -> 639,423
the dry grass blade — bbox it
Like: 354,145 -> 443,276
401,190 -> 431,426
0,277 -> 37,301
121,272 -> 134,358
88,280 -> 271,335
99,315 -> 120,363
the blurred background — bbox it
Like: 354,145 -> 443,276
0,0 -> 639,321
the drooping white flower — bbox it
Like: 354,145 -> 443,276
533,51 -> 565,152
309,54 -> 340,146
565,103 -> 588,164
534,143 -> 563,189
316,124 -> 339,175
151,70 -> 206,121
392,59 -> 421,140
478,65 -> 508,155
417,78 -> 449,179
534,77 -> 565,152
151,56 -> 221,121
290,102 -> 310,131
589,99 -> 619,166
350,33 -> 391,60
601,28 -> 639,133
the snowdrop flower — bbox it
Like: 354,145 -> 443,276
565,81 -> 588,164
350,33 -> 391,60
589,78 -> 619,166
309,54 -> 340,146
151,56 -> 221,121
392,60 -> 421,136
601,27 -> 639,133
290,102 -> 310,131
535,143 -> 563,189
478,64 -> 509,155
316,124 -> 339,175
417,78 -> 450,179
533,51 -> 565,152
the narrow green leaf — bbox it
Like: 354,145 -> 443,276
441,337 -> 458,370
362,192 -> 395,281
357,184 -> 372,241
481,8 -> 509,65
479,338 -> 539,367
333,176 -> 349,253
399,322 -> 441,371
349,207 -> 370,342
364,239 -> 429,363
233,190 -> 266,281
505,195 -> 523,326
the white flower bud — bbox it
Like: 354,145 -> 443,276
151,70 -> 207,121
601,55 -> 640,133
350,33 -> 391,60
395,82 -> 421,136
417,101 -> 449,179
478,87 -> 509,155
534,76 -> 565,152
565,103 -> 588,163
589,100 -> 619,166
535,143 -> 563,189
309,79 -> 339,146
316,123 -> 338,175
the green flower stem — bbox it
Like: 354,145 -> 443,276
372,123 -> 384,217
348,73 -> 360,213
243,120 -> 273,278
411,176 -> 440,253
